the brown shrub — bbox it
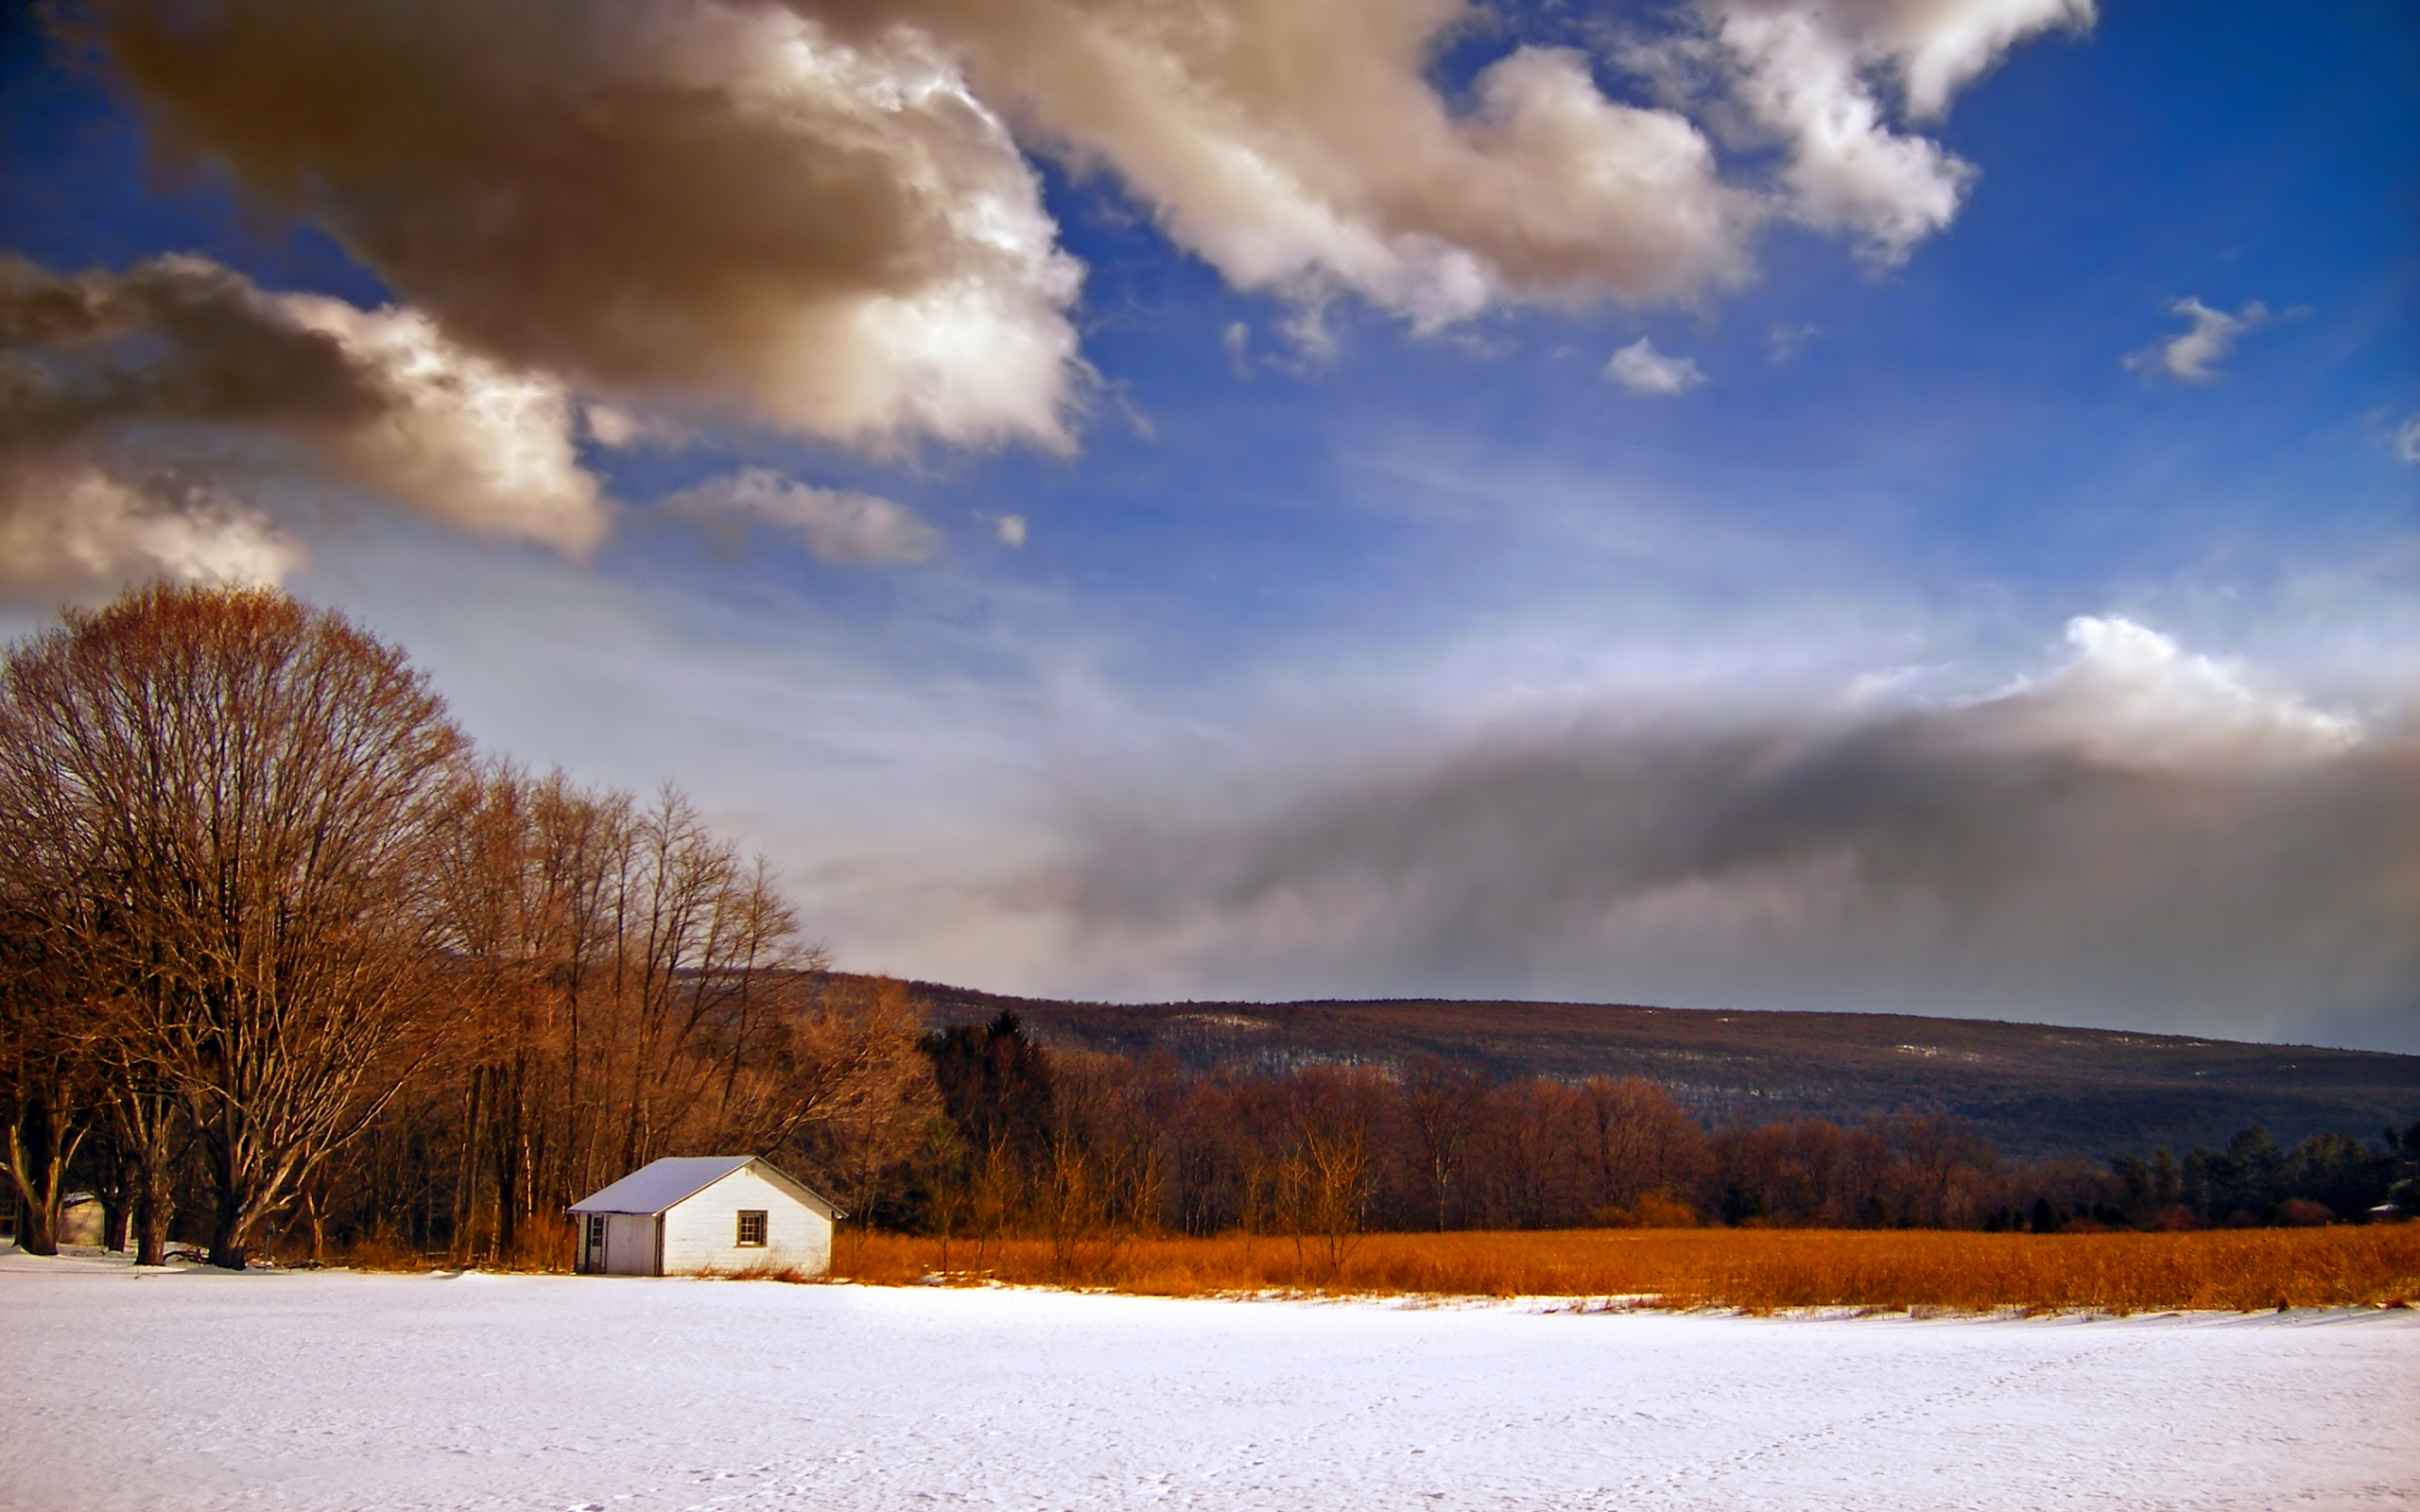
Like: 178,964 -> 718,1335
1596,1192 -> 1700,1229
337,1233 -> 429,1272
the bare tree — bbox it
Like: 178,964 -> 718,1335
0,919 -> 95,1255
1576,1075 -> 1709,1218
772,976 -> 935,1239
0,584 -> 466,1267
1402,1054 -> 1484,1231
1280,1067 -> 1384,1277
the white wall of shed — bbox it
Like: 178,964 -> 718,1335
662,1166 -> 833,1278
57,1200 -> 104,1247
603,1213 -> 660,1276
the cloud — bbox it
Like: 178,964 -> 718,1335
73,0 -> 2095,403
2126,297 -> 2269,382
994,513 -> 1028,548
1607,337 -> 1706,395
1768,323 -> 1820,363
2395,413 -> 2420,464
0,253 -> 604,594
800,2 -> 1762,326
83,0 -> 2083,362
1023,616 -> 2414,1040
0,463 -> 304,598
1664,0 -> 2094,261
583,404 -> 690,452
1221,322 -> 1254,379
1991,615 -> 2360,765
671,468 -> 941,564
86,0 -> 1083,452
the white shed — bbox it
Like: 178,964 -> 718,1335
567,1156 -> 842,1279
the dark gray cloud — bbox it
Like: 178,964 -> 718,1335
1045,619 -> 2417,1047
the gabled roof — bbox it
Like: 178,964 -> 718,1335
566,1155 -> 844,1219
567,1156 -> 755,1214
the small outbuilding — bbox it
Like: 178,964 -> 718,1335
568,1156 -> 842,1279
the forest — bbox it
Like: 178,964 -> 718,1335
4,585 -> 2415,1271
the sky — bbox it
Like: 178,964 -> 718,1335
0,0 -> 2413,1050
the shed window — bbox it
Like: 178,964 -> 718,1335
585,1213 -> 605,1252
736,1210 -> 769,1246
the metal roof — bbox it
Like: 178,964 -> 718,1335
566,1156 -> 756,1214
565,1155 -> 845,1220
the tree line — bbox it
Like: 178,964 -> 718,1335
5,587 -> 2412,1270
895,1012 -> 2419,1264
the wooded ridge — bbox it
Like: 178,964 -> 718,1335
890,976 -> 2420,1164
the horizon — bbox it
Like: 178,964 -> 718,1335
1,0 -> 2412,1052
872,971 -> 2420,1061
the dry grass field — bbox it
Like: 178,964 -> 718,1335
823,1226 -> 2420,1314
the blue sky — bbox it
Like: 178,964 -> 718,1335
2,0 -> 2413,1047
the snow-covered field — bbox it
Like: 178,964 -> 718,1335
3,1246 -> 2414,1512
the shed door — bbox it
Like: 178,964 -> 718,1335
605,1213 -> 658,1275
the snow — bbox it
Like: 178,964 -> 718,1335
4,1246 -> 2415,1511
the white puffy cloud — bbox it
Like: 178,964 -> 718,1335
77,0 -> 2097,411
1684,0 -> 2094,260
274,295 -> 605,554
796,2 -> 1762,326
2126,297 -> 2268,382
64,0 -> 2096,484
994,513 -> 1029,548
2394,413 -> 2420,464
1607,337 -> 1707,395
1986,615 -> 2360,767
0,253 -> 604,594
1768,323 -> 1820,362
672,468 -> 941,564
0,463 -> 304,599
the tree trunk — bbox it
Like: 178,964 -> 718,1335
208,1183 -> 247,1270
204,1123 -> 259,1270
13,1188 -> 56,1255
453,1066 -> 485,1265
491,1062 -> 522,1260
4,1107 -> 83,1257
118,1085 -> 178,1266
131,1171 -> 172,1266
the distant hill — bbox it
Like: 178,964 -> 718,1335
882,977 -> 2420,1164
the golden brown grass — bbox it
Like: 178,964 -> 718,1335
829,1226 -> 2420,1314
328,1224 -> 572,1274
